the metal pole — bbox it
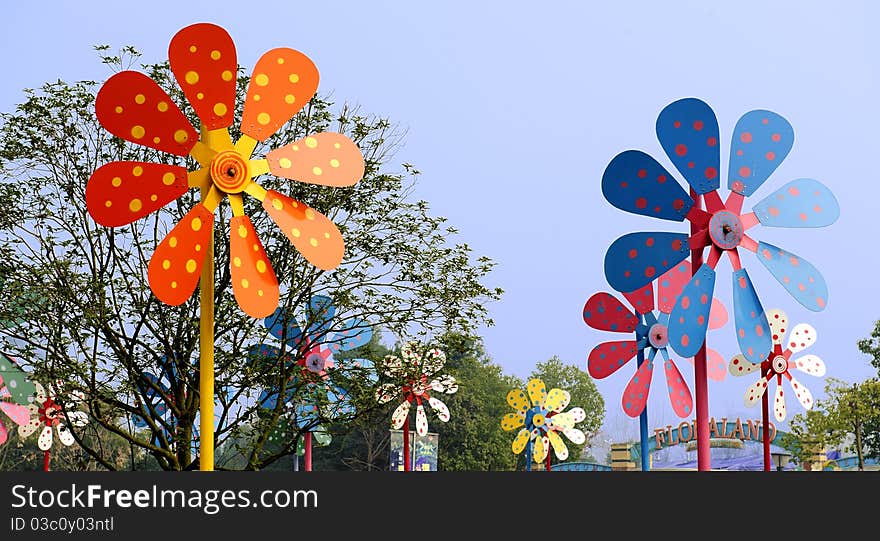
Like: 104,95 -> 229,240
199,126 -> 215,472
690,188 -> 710,471
762,388 -> 771,471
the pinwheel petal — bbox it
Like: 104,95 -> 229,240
57,424 -> 75,446
0,354 -> 36,405
789,375 -> 814,410
732,269 -> 772,364
34,382 -> 46,404
752,178 -> 839,228
533,434 -> 548,463
766,308 -> 789,347
547,430 -> 569,460
415,404 -> 428,436
263,307 -> 304,346
147,205 -> 213,306
601,150 -> 695,220
787,323 -> 817,354
728,110 -> 794,197
267,132 -> 365,187
656,97 -> 721,194
793,354 -> 826,377
328,318 -> 373,353
18,418 -> 40,439
773,384 -> 787,421
391,401 -> 410,429
85,162 -> 188,227
512,427 -> 530,455
588,340 -> 639,379
506,388 -> 529,413
526,379 -> 547,408
168,23 -> 237,130
262,189 -> 344,271
657,260 -> 691,314
500,412 -> 525,432
563,427 -> 586,445
755,242 -> 828,312
0,400 -> 30,426
430,375 -> 459,394
622,356 -> 653,418
37,425 -> 53,450
669,264 -> 716,358
548,411 -> 575,430
229,216 -> 279,318
67,411 -> 89,428
583,293 -> 638,332
708,298 -> 728,330
662,353 -> 693,418
568,407 -> 587,424
704,347 -> 727,381
376,383 -> 396,404
0,423 -> 7,445
95,71 -> 198,156
605,232 -> 690,293
546,389 -> 571,413
622,283 -> 655,316
744,378 -> 769,407
428,396 -> 450,422
241,48 -> 319,141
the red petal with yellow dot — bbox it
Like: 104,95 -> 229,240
86,162 -> 188,227
147,205 -> 213,305
266,132 -> 364,187
262,189 -> 343,270
241,48 -> 319,141
169,23 -> 237,130
229,216 -> 280,318
95,71 -> 198,156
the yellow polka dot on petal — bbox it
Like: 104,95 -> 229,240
150,194 -> 158,202
330,159 -> 340,168
114,106 -> 123,114
256,260 -> 266,273
257,113 -> 270,125
291,228 -> 301,238
278,158 -> 291,169
291,201 -> 298,208
196,92 -> 204,100
153,137 -> 161,144
334,143 -> 341,149
171,281 -> 178,289
272,198 -> 283,210
111,177 -> 122,188
252,244 -> 259,252
258,290 -> 264,297
237,224 -> 248,238
221,70 -> 233,82
174,130 -> 189,143
131,126 -> 145,139
169,237 -> 178,248
186,259 -> 197,273
195,244 -> 201,252
213,103 -> 227,116
162,173 -> 176,186
284,94 -> 295,104
233,257 -> 241,268
189,45 -> 197,53
309,238 -> 318,247
289,73 -> 299,83
305,137 -> 318,149
157,101 -> 169,112
129,199 -> 142,212
241,279 -> 250,288
305,209 -> 315,220
276,57 -> 285,65
312,167 -> 323,176
191,217 -> 202,231
210,50 -> 221,60
185,71 -> 199,84
132,166 -> 143,177
134,94 -> 146,105
324,232 -> 330,239
162,259 -> 171,270
104,200 -> 112,208
255,73 -> 269,86
253,94 -> 261,102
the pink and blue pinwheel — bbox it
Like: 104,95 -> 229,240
602,98 -> 838,366
585,259 -> 728,419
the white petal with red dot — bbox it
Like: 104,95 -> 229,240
147,205 -> 213,306
533,434 -> 548,463
506,388 -> 529,413
57,424 -> 75,446
376,383 -> 396,404
18,418 -> 41,439
37,425 -> 53,450
766,309 -> 789,347
511,427 -> 530,455
430,375 -> 458,394
262,189 -> 344,271
390,400 -> 410,429
86,162 -> 188,227
267,132 -> 365,187
729,354 -> 760,377
547,429 -> 569,460
526,379 -> 547,408
544,388 -> 569,413
415,404 -> 428,436
744,377 -> 769,407
428,396 -> 450,422
548,411 -> 576,431
793,354 -> 826,377
788,323 -> 817,353
34,383 -> 46,404
562,427 -> 586,445
568,407 -> 586,423
67,411 -> 89,428
789,375 -> 814,410
500,412 -> 525,432
774,384 -> 787,421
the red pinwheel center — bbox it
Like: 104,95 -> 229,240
39,398 -> 62,427
304,351 -> 326,374
708,211 -> 743,250
210,150 -> 250,193
771,355 -> 788,375
648,323 -> 669,348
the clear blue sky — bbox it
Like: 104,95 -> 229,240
2,0 -> 877,439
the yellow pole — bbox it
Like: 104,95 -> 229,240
199,126 -> 215,472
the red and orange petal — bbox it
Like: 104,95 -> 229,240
262,189 -> 344,270
86,162 -> 188,227
95,71 -> 198,157
147,205 -> 213,305
241,48 -> 319,141
266,132 -> 365,187
169,23 -> 237,130
229,216 -> 280,318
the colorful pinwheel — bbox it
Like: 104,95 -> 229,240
86,23 -> 365,318
729,309 -> 825,422
585,259 -> 728,420
501,378 -> 586,468
377,342 -> 457,437
602,98 -> 839,367
18,382 -> 88,470
0,352 -> 36,406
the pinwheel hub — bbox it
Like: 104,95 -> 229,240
525,407 -> 547,428
304,351 -> 326,373
648,323 -> 669,348
708,211 -> 743,250
210,150 -> 250,194
39,398 -> 62,426
771,355 -> 788,375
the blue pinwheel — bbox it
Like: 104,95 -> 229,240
602,98 -> 838,367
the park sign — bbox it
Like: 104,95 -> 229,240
653,416 -> 776,450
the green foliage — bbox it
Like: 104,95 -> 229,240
858,320 -> 880,375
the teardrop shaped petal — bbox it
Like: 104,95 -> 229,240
622,357 -> 653,417
390,401 -> 410,429
582,293 -> 638,332
622,283 -> 655,316
601,150 -> 694,220
745,377 -> 769,407
662,354 -> 693,418
728,353 -> 760,377
708,298 -> 728,330
38,425 -> 53,450
229,216 -> 279,318
789,375 -> 814,410
547,430 -> 569,460
533,434 -> 548,463
526,379 -> 547,408
512,427 -> 530,455
267,132 -> 365,187
774,384 -> 787,421
605,232 -> 690,293
657,260 -> 692,314
752,178 -> 839,228
787,323 -> 817,354
728,110 -> 794,197
428,396 -> 450,422
86,162 -> 188,227
500,412 -> 525,432
793,354 -> 826,377
756,242 -> 829,312
57,424 -> 75,446
415,404 -> 428,436
669,264 -> 716,358
506,388 -> 529,413
147,205 -> 213,306
656,98 -> 721,194
588,340 -> 639,379
732,268 -> 772,364
262,189 -> 344,270
563,427 -> 586,445
95,71 -> 198,156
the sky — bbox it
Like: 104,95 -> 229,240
2,0 -> 878,442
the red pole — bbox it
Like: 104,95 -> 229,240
545,450 -> 551,472
304,431 -> 313,472
690,189 -> 710,472
403,419 -> 411,471
762,390 -> 771,471
43,450 -> 50,472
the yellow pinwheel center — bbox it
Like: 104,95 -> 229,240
210,150 -> 250,193
532,413 -> 546,427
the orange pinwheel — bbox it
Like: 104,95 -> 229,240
86,23 -> 365,318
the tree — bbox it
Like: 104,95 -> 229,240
0,46 -> 501,470
857,320 -> 880,374
528,356 -> 605,468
